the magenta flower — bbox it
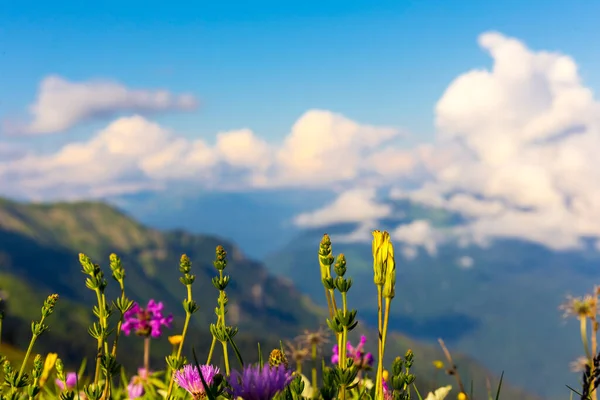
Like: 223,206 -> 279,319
122,299 -> 173,338
383,378 -> 394,400
127,368 -> 151,399
55,372 -> 77,390
174,364 -> 220,399
331,335 -> 374,369
228,363 -> 294,400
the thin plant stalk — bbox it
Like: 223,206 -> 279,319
438,338 -> 468,397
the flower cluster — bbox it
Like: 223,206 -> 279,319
331,335 -> 374,370
122,299 -> 173,338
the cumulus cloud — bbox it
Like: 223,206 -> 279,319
5,75 -> 198,135
294,188 -> 391,228
0,110 -> 412,199
391,220 -> 443,256
393,31 -> 600,251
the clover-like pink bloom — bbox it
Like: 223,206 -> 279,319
122,299 -> 173,338
331,335 -> 374,369
55,372 -> 77,390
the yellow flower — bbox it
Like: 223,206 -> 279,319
457,392 -> 467,400
382,369 -> 389,381
372,230 -> 390,285
38,353 -> 58,387
432,360 -> 445,369
168,335 -> 183,346
382,240 -> 396,299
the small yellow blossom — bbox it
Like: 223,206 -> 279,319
382,369 -> 389,381
457,393 -> 467,400
432,360 -> 445,369
38,353 -> 58,387
168,335 -> 183,346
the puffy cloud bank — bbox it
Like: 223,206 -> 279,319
2,31 -> 599,253
296,31 -> 600,253
0,110 -> 412,199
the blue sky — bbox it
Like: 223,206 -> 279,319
2,0 -> 600,253
2,0 -> 599,151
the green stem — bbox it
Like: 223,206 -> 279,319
16,318 -> 45,385
166,284 -> 194,397
339,292 -> 349,400
375,285 -> 384,399
582,317 -> 592,361
296,361 -> 302,375
311,343 -> 318,394
111,285 -> 127,357
221,340 -> 231,376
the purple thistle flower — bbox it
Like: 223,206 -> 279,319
122,299 -> 173,338
228,363 -> 294,400
174,364 -> 220,399
331,335 -> 374,370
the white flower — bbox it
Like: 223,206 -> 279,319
424,385 -> 453,400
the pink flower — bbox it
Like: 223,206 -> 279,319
55,372 -> 77,390
122,299 -> 173,338
331,335 -> 374,370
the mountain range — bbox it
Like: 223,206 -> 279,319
0,196 -> 541,399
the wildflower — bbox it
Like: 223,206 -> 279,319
268,349 -> 289,368
297,326 -> 330,349
432,360 -> 445,369
331,335 -> 374,370
127,368 -> 151,399
382,378 -> 394,400
424,385 -> 453,400
122,299 -> 173,338
55,371 -> 77,391
285,340 -> 310,365
457,393 -> 467,400
229,363 -> 294,400
168,335 -> 183,346
174,364 -> 220,399
570,356 -> 590,372
39,353 -> 58,387
559,295 -> 597,319
382,369 -> 389,381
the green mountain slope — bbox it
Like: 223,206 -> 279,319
0,197 -> 541,399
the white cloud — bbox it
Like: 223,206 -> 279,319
0,110 -> 413,200
391,220 -> 443,256
5,75 -> 198,135
294,188 -> 391,228
456,256 -> 474,269
390,31 -> 600,251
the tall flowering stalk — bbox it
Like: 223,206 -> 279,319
319,235 -> 339,324
323,250 -> 359,400
166,254 -> 199,398
206,245 -> 238,376
372,230 -> 396,399
108,253 -> 134,359
79,253 -> 110,388
12,293 -> 58,396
